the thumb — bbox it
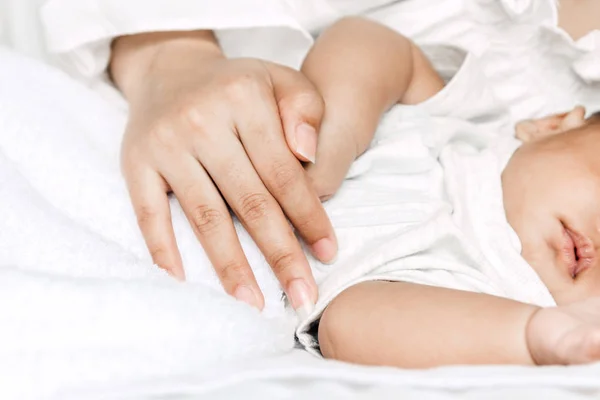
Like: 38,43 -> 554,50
264,62 -> 325,164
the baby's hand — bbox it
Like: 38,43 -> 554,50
515,106 -> 586,143
299,18 -> 445,201
527,297 -> 600,365
303,109 -> 365,201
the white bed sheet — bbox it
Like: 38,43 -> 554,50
60,350 -> 600,399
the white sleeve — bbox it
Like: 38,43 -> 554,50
40,0 -> 314,79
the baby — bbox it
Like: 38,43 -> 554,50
295,17 -> 600,368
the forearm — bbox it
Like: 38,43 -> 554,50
319,281 -> 539,368
301,18 -> 444,197
302,17 -> 443,154
110,30 -> 224,99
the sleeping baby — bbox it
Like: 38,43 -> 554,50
295,17 -> 600,368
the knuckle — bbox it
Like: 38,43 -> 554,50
291,212 -> 321,234
148,122 -> 178,151
266,249 -> 296,276
270,161 -> 299,196
136,204 -> 159,227
219,259 -> 249,284
190,204 -> 225,234
280,87 -> 324,115
177,102 -> 208,133
222,74 -> 260,102
121,136 -> 150,172
238,192 -> 270,223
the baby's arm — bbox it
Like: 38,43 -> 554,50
320,281 -> 600,367
301,17 -> 444,199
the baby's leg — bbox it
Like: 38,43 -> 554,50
558,0 -> 600,40
318,281 -> 537,368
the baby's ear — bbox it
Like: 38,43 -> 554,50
515,106 -> 587,143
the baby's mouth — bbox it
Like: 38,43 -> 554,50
561,223 -> 596,278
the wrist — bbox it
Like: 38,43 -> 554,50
110,30 -> 224,99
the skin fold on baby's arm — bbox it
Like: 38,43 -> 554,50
302,17 -> 600,368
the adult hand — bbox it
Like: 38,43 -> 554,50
110,31 -> 337,313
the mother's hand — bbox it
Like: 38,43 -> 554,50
111,31 -> 337,312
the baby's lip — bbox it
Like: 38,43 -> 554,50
561,225 -> 596,278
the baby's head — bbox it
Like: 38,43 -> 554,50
503,107 -> 600,305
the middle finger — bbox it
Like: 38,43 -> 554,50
192,124 -> 317,311
235,83 -> 336,263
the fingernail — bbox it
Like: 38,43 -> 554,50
234,285 -> 259,309
311,237 -> 338,264
287,279 -> 315,316
295,123 -> 317,164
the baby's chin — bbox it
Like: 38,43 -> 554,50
500,149 -> 561,303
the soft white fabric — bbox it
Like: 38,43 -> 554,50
55,349 -> 600,399
0,0 -> 52,61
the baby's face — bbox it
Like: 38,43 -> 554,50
503,108 -> 600,305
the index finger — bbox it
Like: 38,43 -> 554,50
237,80 -> 337,265
263,63 -> 338,263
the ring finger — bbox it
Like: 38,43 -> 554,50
160,153 -> 265,310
